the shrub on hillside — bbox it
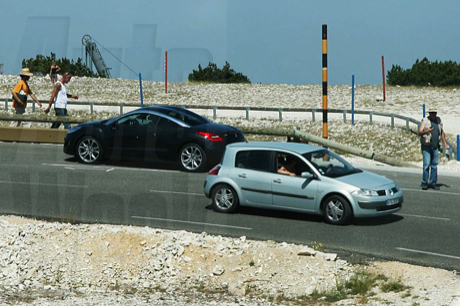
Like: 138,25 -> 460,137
22,53 -> 100,78
188,62 -> 250,84
387,57 -> 460,86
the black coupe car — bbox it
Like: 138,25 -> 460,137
63,106 -> 245,172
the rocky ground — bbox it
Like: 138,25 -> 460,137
0,215 -> 459,306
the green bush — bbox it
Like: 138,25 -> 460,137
188,61 -> 250,84
387,57 -> 460,86
22,53 -> 100,78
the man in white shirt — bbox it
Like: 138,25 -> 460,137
45,72 -> 79,129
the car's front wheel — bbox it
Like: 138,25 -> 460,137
179,143 -> 207,172
76,136 -> 103,164
323,195 -> 352,225
211,184 -> 239,213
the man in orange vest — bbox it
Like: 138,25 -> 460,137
10,68 -> 42,127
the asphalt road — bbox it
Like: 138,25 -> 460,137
1,142 -> 459,271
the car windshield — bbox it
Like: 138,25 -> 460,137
302,149 -> 362,178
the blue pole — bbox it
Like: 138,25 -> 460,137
423,104 -> 425,118
139,73 -> 144,107
351,75 -> 355,126
457,135 -> 460,161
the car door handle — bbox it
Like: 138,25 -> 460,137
273,179 -> 282,184
238,174 -> 247,178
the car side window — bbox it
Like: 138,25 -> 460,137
276,152 -> 311,176
117,113 -> 159,127
235,150 -> 272,172
157,117 -> 179,129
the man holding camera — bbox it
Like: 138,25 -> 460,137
418,108 -> 448,190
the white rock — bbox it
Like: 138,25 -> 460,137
298,248 -> 317,256
322,253 -> 338,261
228,281 -> 246,296
212,264 -> 225,276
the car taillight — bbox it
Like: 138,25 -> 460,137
196,132 -> 223,141
208,165 -> 221,175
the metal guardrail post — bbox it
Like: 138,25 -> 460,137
213,106 -> 217,120
32,100 -> 35,113
279,108 -> 283,122
5,98 -> 7,111
246,107 -> 250,120
120,103 -> 124,115
312,109 -> 316,122
369,112 -> 373,125
90,102 -> 94,115
343,110 -> 347,124
406,118 -> 409,132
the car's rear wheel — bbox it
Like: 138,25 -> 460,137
179,143 -> 207,172
211,184 -> 239,213
323,195 -> 352,225
76,136 -> 103,164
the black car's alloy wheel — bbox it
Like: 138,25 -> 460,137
76,136 -> 103,163
211,184 -> 239,213
179,143 -> 207,172
323,195 -> 352,225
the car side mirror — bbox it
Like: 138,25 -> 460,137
111,122 -> 118,131
301,172 -> 315,179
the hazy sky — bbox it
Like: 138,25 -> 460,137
1,0 -> 459,85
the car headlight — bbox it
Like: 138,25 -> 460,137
68,126 -> 82,134
352,188 -> 379,196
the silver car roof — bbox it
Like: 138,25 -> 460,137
227,141 -> 323,154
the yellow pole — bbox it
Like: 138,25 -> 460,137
322,24 -> 328,139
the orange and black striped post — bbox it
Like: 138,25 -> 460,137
322,24 -> 328,139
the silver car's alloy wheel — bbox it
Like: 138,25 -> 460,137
180,144 -> 204,171
326,200 -> 344,222
77,137 -> 102,163
215,188 -> 234,210
211,184 -> 238,213
323,195 -> 352,225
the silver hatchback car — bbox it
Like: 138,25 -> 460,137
204,142 -> 403,225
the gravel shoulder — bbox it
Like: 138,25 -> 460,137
1,215 -> 459,306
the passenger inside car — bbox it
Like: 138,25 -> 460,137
277,154 -> 298,176
277,153 -> 314,177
